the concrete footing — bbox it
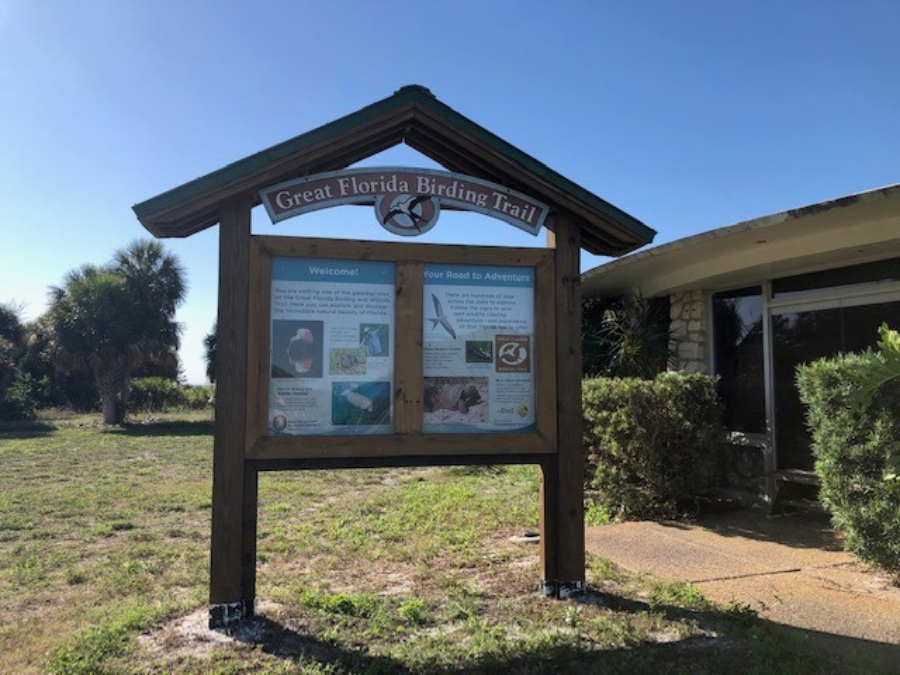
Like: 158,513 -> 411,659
209,599 -> 255,631
540,579 -> 586,599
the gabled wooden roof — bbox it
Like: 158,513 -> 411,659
133,85 -> 655,256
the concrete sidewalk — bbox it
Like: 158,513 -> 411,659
585,509 -> 900,660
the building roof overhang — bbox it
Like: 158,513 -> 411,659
582,184 -> 900,297
133,85 -> 655,256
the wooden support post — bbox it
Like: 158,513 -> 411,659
209,195 -> 254,629
541,213 -> 586,598
240,465 -> 259,604
539,456 -> 560,595
395,261 -> 424,434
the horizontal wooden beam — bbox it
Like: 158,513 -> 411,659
256,235 -> 551,266
247,432 -> 555,461
248,453 -> 552,472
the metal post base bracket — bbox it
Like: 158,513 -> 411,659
540,580 -> 586,599
209,599 -> 255,631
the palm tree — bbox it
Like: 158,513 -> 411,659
0,303 -> 25,402
112,239 -> 187,369
583,295 -> 672,379
46,266 -> 141,423
203,321 -> 217,383
45,241 -> 187,424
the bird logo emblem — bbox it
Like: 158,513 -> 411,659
498,341 -> 528,366
495,336 -> 531,372
375,193 -> 440,236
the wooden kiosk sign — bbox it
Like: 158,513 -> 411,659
133,86 -> 654,629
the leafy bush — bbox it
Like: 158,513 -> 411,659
182,384 -> 214,409
0,305 -> 36,420
854,323 -> 900,407
128,378 -> 214,412
18,319 -> 97,410
128,377 -> 185,411
796,352 -> 900,574
0,369 -> 36,420
583,372 -> 721,520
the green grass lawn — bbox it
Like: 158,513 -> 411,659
0,413 -> 887,674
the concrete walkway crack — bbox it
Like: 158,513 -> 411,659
694,567 -> 804,584
694,562 -> 853,584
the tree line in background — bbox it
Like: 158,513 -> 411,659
0,239 -> 214,424
199,295 -> 672,390
4,277 -> 665,425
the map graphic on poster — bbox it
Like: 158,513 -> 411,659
422,264 -> 535,434
269,258 -> 395,436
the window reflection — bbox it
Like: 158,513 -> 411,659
712,287 -> 765,433
772,300 -> 900,471
773,257 -> 900,298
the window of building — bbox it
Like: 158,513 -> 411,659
712,286 -> 765,434
772,257 -> 900,298
771,299 -> 900,470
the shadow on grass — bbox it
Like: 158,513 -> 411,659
230,615 -> 410,673
109,420 -> 214,438
0,420 -> 55,438
224,590 -> 896,675
583,590 -> 899,673
772,623 -> 900,671
231,612 -> 711,675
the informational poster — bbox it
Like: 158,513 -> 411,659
269,258 -> 395,436
422,264 -> 535,433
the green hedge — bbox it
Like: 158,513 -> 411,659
0,370 -> 36,420
182,383 -> 215,409
583,372 -> 721,520
128,378 -> 213,412
796,356 -> 900,574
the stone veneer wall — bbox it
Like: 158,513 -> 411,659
669,290 -> 709,374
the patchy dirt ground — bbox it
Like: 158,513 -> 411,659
139,601 -> 316,662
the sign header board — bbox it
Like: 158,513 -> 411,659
259,168 -> 550,237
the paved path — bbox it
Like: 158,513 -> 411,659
585,509 -> 900,661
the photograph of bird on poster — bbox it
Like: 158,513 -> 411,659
427,293 -> 457,339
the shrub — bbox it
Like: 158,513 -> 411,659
128,378 -> 214,412
0,306 -> 37,420
19,319 -> 98,410
181,384 -> 214,409
128,377 -> 185,411
583,372 -> 721,520
0,370 -> 36,420
796,355 -> 900,574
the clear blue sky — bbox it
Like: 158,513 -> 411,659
1,0 -> 897,384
